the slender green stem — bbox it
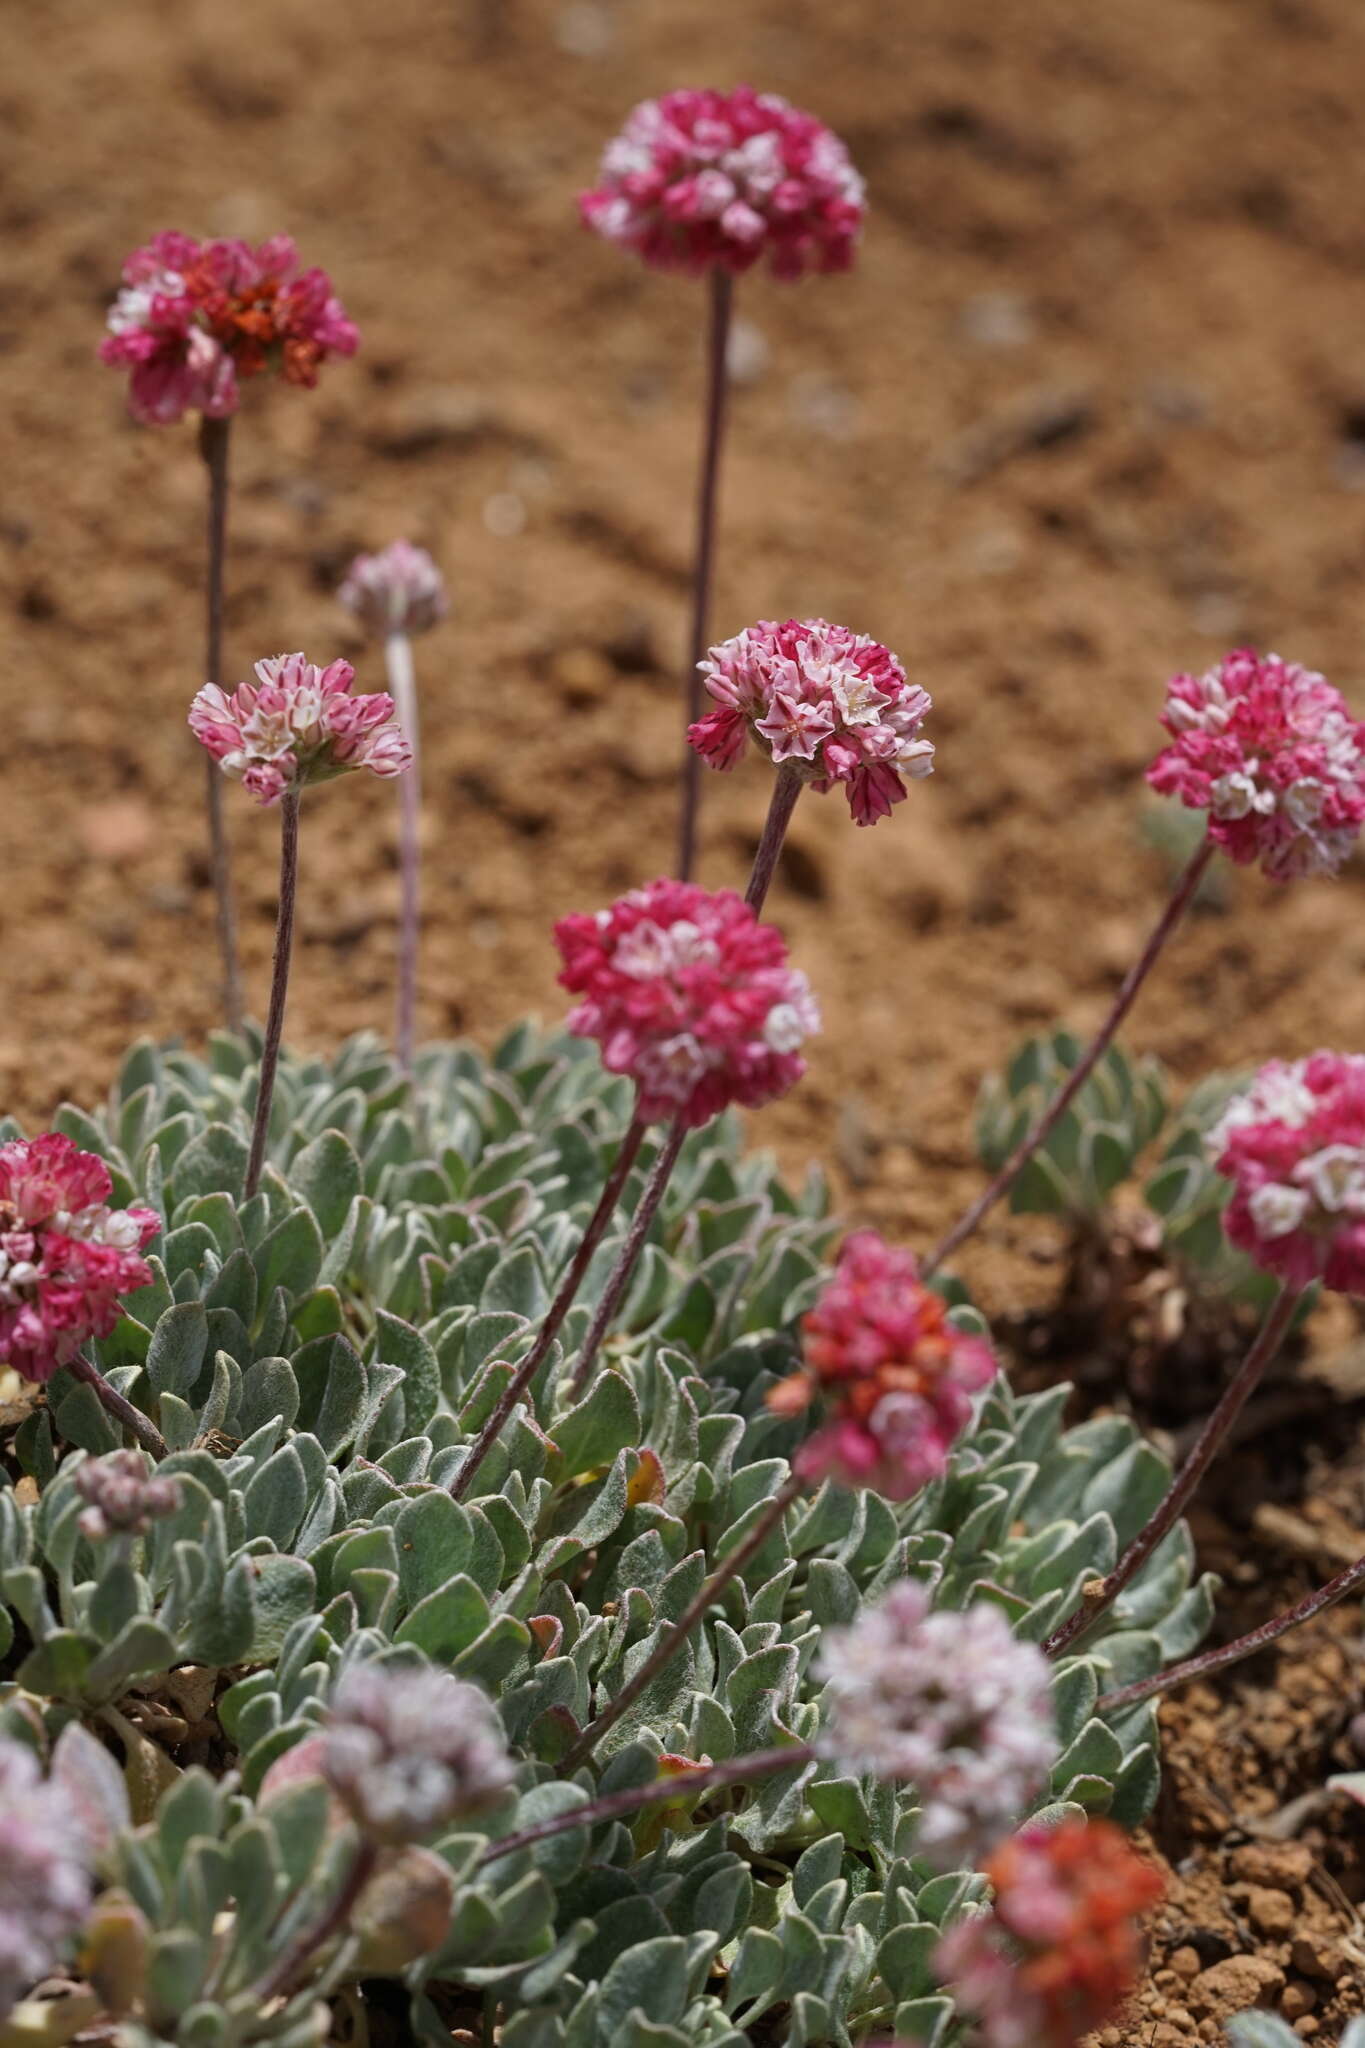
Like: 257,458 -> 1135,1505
69,1353 -> 168,1460
924,835 -> 1215,1277
199,416 -> 243,1034
1044,1284 -> 1302,1658
384,631 -> 421,1071
481,1742 -> 814,1868
561,1471 -> 804,1771
745,766 -> 803,915
253,1839 -> 378,2006
677,267 -> 733,883
1099,1547 -> 1365,1713
451,1116 -> 647,1501
565,1119 -> 687,1399
245,791 -> 301,1201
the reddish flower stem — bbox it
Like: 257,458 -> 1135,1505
677,266 -> 733,883
745,766 -> 803,915
924,835 -> 1215,1278
199,416 -> 244,1035
482,1740 -> 814,1868
565,1119 -> 687,1398
1098,1547 -> 1365,1714
69,1353 -> 168,1461
245,791 -> 301,1201
1044,1284 -> 1302,1659
253,1839 -> 378,2006
451,1116 -> 647,1501
384,631 -> 421,1071
561,1470 -> 803,1771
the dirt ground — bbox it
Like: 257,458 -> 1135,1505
2,0 -> 1365,2034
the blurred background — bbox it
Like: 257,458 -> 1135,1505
5,0 -> 1365,1308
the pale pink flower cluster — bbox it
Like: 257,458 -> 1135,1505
74,1450 -> 181,1543
1147,649 -> 1365,880
816,1580 -> 1057,1870
339,540 -> 449,639
1206,1052 -> 1365,1294
190,653 -> 411,806
555,879 -> 819,1128
100,230 -> 358,427
580,86 -> 865,279
690,619 -> 934,826
322,1664 -> 515,1846
0,1739 -> 92,2021
0,1136 -> 159,1385
767,1231 -> 996,1500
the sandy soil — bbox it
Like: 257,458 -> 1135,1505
2,0 -> 1364,2034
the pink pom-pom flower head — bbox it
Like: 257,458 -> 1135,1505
580,87 -> 865,280
338,540 -> 449,640
935,1819 -> 1163,2048
100,230 -> 358,428
1147,649 -> 1365,881
0,1135 -> 159,1385
690,619 -> 933,826
767,1230 -> 996,1499
190,653 -> 412,807
1206,1051 -> 1365,1295
817,1579 -> 1058,1870
554,879 -> 819,1128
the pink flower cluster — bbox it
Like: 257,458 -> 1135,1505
580,87 -> 865,279
555,879 -> 819,1128
190,653 -> 411,806
817,1580 -> 1058,1870
1147,649 -> 1365,880
1206,1052 -> 1365,1294
936,1819 -> 1163,2048
690,619 -> 934,826
0,1136 -> 159,1385
0,1739 -> 92,2021
339,540 -> 449,640
768,1231 -> 996,1499
100,231 -> 358,427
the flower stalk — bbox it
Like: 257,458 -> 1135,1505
925,834 -> 1215,1277
565,1119 -> 687,1398
384,630 -> 422,1070
483,1741 -> 814,1868
252,1839 -> 378,2007
678,267 -> 733,883
68,1353 -> 168,1461
1098,1546 -> 1365,1714
745,764 -> 802,914
450,1115 -> 647,1502
560,1471 -> 803,1769
245,790 -> 301,1201
200,416 -> 244,1034
1044,1282 -> 1302,1658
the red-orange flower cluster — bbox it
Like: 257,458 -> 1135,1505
936,1819 -> 1164,2048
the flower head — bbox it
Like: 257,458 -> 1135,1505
322,1665 -> 515,1847
580,87 -> 864,279
1147,649 -> 1365,880
1205,1051 -> 1365,1294
0,1739 -> 93,2021
190,652 -> 411,806
0,1136 -> 159,1385
74,1450 -> 180,1543
817,1580 -> 1057,1869
690,620 -> 933,826
338,540 -> 449,639
936,1819 -> 1163,2048
100,230 -> 358,426
768,1231 -> 996,1499
555,879 -> 819,1127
